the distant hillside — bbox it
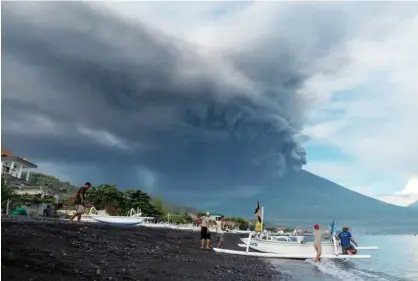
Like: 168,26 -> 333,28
152,196 -> 198,214
27,172 -> 78,196
409,200 -> 418,208
205,170 -> 418,223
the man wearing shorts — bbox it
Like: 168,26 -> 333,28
200,212 -> 211,249
69,182 -> 91,223
337,226 -> 358,255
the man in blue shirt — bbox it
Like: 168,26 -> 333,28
337,226 -> 358,255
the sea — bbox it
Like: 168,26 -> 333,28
269,234 -> 418,281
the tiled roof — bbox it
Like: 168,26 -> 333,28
1,146 -> 37,168
1,146 -> 14,157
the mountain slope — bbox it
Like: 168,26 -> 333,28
210,170 -> 418,222
408,200 -> 418,208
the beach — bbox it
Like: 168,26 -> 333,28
1,220 -> 283,281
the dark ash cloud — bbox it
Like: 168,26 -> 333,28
1,2 -> 346,200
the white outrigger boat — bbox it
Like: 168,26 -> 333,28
84,207 -> 153,226
213,207 -> 378,260
215,231 -> 378,260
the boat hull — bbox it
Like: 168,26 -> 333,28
213,248 -> 371,259
90,215 -> 143,225
240,238 -> 341,256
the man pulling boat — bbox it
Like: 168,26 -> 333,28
336,226 -> 358,255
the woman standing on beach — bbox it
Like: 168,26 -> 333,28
200,212 -> 211,249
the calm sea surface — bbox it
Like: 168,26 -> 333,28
269,235 -> 418,281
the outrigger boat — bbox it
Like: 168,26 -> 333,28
213,206 -> 378,260
86,207 -> 153,226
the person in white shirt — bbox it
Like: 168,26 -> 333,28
313,224 -> 322,262
215,215 -> 226,248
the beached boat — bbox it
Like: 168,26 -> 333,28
86,207 -> 145,226
89,215 -> 143,225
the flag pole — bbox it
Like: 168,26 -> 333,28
261,206 -> 264,232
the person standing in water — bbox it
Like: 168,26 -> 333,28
69,182 -> 91,223
313,224 -> 322,262
200,212 -> 211,249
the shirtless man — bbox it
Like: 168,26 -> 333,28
69,182 -> 91,223
313,224 -> 322,262
200,212 -> 211,249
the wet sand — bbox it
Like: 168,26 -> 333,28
1,221 -> 283,281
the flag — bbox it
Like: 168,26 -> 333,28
254,201 -> 262,232
330,220 -> 335,234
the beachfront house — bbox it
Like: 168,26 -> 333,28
1,146 -> 57,215
1,146 -> 38,185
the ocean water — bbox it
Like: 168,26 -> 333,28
269,235 -> 418,281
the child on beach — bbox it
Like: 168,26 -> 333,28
313,224 -> 322,262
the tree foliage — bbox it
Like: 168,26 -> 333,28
82,185 -> 196,223
1,176 -> 14,202
29,172 -> 78,196
125,189 -> 158,216
228,217 -> 252,230
84,184 -> 161,216
2,175 -> 55,206
15,193 -> 56,204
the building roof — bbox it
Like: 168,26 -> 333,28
1,146 -> 37,168
1,146 -> 14,157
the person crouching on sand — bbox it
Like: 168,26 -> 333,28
313,224 -> 322,262
200,212 -> 211,249
69,182 -> 91,223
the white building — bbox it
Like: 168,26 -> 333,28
1,147 -> 62,216
1,146 -> 39,191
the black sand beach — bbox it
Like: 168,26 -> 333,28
1,221 -> 283,281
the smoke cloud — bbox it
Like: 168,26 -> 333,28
1,2 -> 348,198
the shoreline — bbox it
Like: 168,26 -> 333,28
1,221 -> 284,281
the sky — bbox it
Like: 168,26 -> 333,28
1,2 -> 418,207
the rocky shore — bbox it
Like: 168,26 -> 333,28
1,221 -> 284,281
